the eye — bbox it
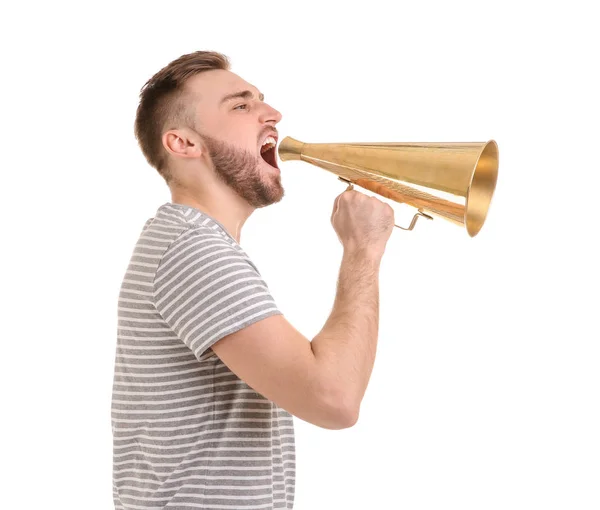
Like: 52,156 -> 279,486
233,103 -> 248,111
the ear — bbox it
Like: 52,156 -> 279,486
162,128 -> 204,160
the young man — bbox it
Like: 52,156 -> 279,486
112,51 -> 394,510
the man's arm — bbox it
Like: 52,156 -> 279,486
211,247 -> 381,430
311,248 -> 381,419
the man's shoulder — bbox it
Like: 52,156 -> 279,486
166,223 -> 236,252
154,224 -> 245,274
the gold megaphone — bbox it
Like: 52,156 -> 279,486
278,137 -> 499,237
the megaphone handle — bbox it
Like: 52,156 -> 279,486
338,176 -> 433,231
394,210 -> 433,231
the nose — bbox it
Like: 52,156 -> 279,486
258,102 -> 282,125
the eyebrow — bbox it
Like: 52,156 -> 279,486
220,89 -> 264,105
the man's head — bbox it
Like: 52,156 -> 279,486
134,50 -> 284,208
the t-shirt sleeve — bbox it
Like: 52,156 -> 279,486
152,227 -> 282,360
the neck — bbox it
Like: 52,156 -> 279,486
170,187 -> 253,245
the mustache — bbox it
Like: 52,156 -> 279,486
258,126 -> 278,143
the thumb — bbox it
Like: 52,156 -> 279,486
331,192 -> 344,223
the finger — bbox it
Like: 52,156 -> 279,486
331,192 -> 345,222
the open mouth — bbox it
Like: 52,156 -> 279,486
260,136 -> 279,169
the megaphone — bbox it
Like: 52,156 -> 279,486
278,137 -> 499,237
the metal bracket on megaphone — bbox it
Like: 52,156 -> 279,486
338,177 -> 433,232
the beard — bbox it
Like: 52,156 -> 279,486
200,133 -> 284,209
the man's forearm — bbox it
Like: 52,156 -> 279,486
311,248 -> 381,417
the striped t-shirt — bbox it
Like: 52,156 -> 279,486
111,202 -> 296,509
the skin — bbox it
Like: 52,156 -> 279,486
162,69 -> 284,243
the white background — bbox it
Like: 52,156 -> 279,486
1,1 -> 599,509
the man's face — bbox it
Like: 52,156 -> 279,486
185,69 -> 284,208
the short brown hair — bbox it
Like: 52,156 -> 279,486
133,50 -> 230,184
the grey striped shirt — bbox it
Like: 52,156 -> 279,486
112,202 -> 296,509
